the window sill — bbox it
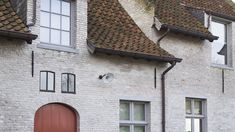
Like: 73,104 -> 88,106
61,91 -> 76,94
37,43 -> 79,54
211,64 -> 233,70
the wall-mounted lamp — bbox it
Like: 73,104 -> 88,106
98,73 -> 114,83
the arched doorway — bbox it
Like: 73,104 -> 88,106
34,103 -> 78,132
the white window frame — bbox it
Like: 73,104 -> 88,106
210,16 -> 233,69
119,101 -> 150,132
40,0 -> 72,45
39,0 -> 78,53
185,98 -> 207,132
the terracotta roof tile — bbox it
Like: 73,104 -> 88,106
88,0 -> 181,62
181,0 -> 235,20
0,0 -> 37,43
155,0 -> 235,41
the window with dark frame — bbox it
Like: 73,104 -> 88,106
40,71 -> 55,92
61,73 -> 76,93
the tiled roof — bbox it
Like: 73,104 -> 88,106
88,0 -> 182,62
155,0 -> 235,41
181,0 -> 235,20
0,0 -> 37,43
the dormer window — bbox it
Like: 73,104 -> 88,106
211,20 -> 227,65
40,0 -> 71,46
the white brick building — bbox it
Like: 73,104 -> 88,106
1,0 -> 235,132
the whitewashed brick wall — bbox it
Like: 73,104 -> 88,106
1,0 -> 235,132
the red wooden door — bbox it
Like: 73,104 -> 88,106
35,104 -> 77,132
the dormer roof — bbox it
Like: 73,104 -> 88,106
0,0 -> 37,44
88,0 -> 182,63
155,0 -> 235,42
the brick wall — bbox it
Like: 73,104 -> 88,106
1,0 -> 235,132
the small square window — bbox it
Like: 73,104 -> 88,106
61,73 -> 76,94
40,71 -> 55,92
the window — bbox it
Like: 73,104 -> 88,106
185,98 -> 206,132
40,0 -> 71,46
211,19 -> 228,66
40,71 -> 55,92
61,73 -> 76,93
120,101 -> 149,132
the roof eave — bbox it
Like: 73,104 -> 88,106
206,11 -> 235,22
0,30 -> 38,44
87,39 -> 182,63
161,24 -> 218,42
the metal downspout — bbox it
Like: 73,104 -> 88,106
155,28 -> 180,132
161,62 -> 177,132
157,29 -> 170,46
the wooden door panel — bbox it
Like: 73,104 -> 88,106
35,104 -> 77,132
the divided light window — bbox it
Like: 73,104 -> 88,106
40,0 -> 71,46
61,73 -> 76,93
120,101 -> 149,132
185,98 -> 206,132
40,71 -> 55,92
211,20 -> 228,65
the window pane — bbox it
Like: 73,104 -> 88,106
134,104 -> 145,121
186,99 -> 192,114
61,31 -> 70,46
120,126 -> 130,132
40,12 -> 50,27
69,74 -> 75,92
212,44 -> 226,65
62,16 -> 70,31
211,21 -> 227,65
41,0 -> 50,11
40,27 -> 50,43
185,118 -> 192,132
62,74 -> 68,92
40,72 -> 47,90
51,0 -> 61,14
51,29 -> 61,44
62,1 -> 70,16
211,21 -> 226,43
51,14 -> 61,29
120,103 -> 130,120
194,119 -> 202,132
194,100 -> 202,115
48,72 -> 54,91
134,126 -> 145,132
